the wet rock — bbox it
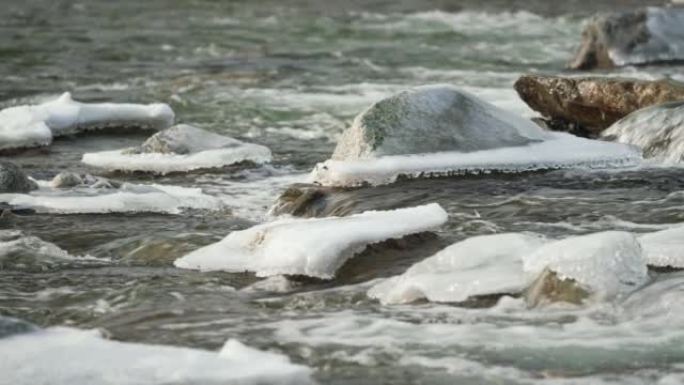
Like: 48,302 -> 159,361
524,268 -> 590,307
515,75 -> 684,135
270,184 -> 347,217
50,172 -> 83,188
569,7 -> 684,70
332,85 -> 546,161
0,162 -> 38,193
601,101 -> 684,162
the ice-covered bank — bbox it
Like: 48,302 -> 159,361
0,177 -> 223,214
82,124 -> 272,174
310,85 -> 641,187
370,230 -> 652,305
0,317 -> 313,385
0,92 -> 174,152
175,203 -> 448,279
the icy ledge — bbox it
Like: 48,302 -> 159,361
0,323 -> 313,385
370,231 -> 651,305
312,134 -> 641,187
0,180 -> 223,214
175,203 -> 448,279
0,92 -> 174,151
82,124 -> 271,174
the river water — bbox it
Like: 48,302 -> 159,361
3,0 -> 684,384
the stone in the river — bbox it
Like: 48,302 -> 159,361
50,172 -> 83,188
331,85 -> 546,161
83,124 -> 271,174
524,268 -> 590,307
601,101 -> 684,162
0,162 -> 38,193
514,75 -> 684,135
569,7 -> 684,70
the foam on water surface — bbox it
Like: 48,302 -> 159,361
175,203 -> 448,279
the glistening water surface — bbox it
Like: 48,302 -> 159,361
2,0 -> 684,384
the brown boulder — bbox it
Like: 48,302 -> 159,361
514,75 -> 684,136
524,268 -> 590,308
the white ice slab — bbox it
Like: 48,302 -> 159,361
522,231 -> 649,300
82,125 -> 271,174
639,225 -> 684,268
311,133 -> 641,186
0,92 -> 173,151
0,182 -> 223,214
175,203 -> 448,279
368,233 -> 547,304
0,324 -> 313,385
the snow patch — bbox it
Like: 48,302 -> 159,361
639,226 -> 684,268
175,203 -> 448,279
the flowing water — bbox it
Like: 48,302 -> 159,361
3,0 -> 684,384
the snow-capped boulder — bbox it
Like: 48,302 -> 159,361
175,203 -> 448,279
569,7 -> 684,70
522,231 -> 649,302
311,85 -> 641,186
601,101 -> 684,163
524,269 -> 590,307
0,162 -> 37,193
368,233 -> 547,305
82,124 -> 271,174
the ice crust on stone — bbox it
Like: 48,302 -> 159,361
311,85 -> 641,187
312,134 -> 641,187
368,233 -> 547,305
601,101 -> 684,163
0,322 -> 313,385
522,231 -> 649,300
82,124 -> 271,174
0,92 -> 173,151
0,180 -> 223,214
175,203 -> 448,279
639,225 -> 684,268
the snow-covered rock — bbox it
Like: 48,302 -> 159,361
0,179 -> 223,214
0,162 -> 37,193
570,7 -> 684,69
175,203 -> 448,279
368,233 -> 547,305
639,225 -> 684,268
82,124 -> 271,174
522,231 -> 649,301
0,319 -> 313,385
311,85 -> 641,187
0,92 -> 174,151
601,101 -> 684,163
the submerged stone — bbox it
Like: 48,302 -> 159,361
524,268 -> 590,307
515,75 -> 684,135
0,162 -> 38,193
601,101 -> 684,162
569,7 -> 684,70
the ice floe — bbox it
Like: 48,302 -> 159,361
639,225 -> 684,268
368,233 -> 547,305
311,85 -> 641,187
175,203 -> 448,279
82,124 -> 271,174
522,231 -> 648,300
0,92 -> 173,151
0,178 -> 223,214
0,319 -> 313,385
